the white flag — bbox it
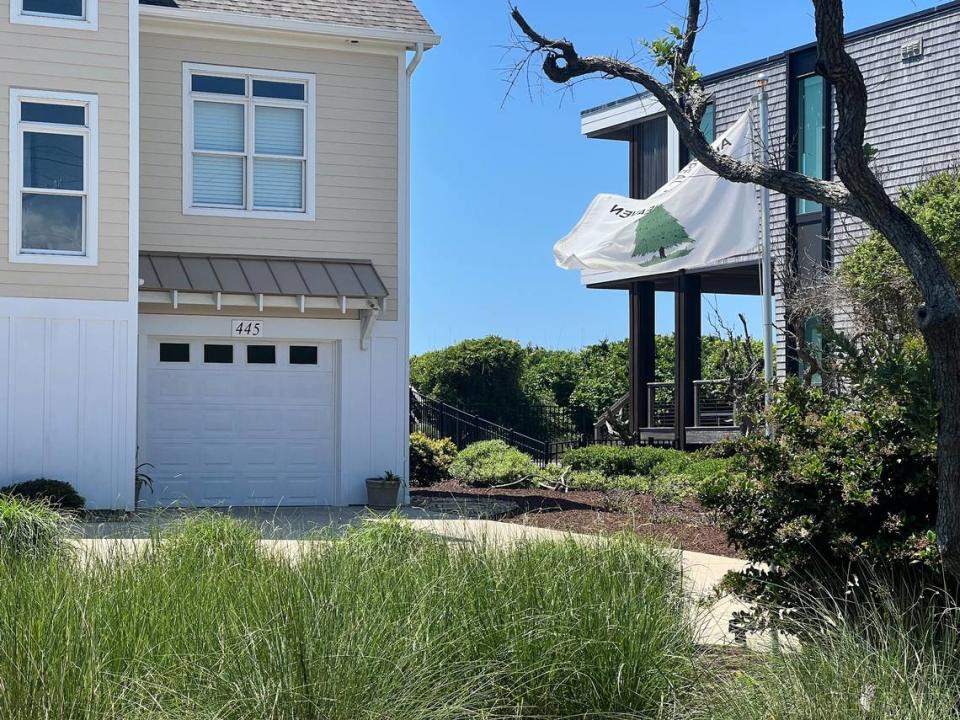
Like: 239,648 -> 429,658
554,109 -> 760,275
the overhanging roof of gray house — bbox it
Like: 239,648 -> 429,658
139,0 -> 437,39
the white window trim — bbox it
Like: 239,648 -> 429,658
8,89 -> 99,266
182,62 -> 316,222
11,0 -> 97,30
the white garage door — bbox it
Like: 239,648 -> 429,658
140,338 -> 338,507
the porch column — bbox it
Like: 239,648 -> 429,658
629,282 -> 656,433
674,272 -> 701,450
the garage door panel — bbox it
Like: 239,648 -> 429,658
281,374 -> 335,403
141,339 -> 338,508
149,442 -> 197,465
147,372 -> 195,402
285,442 -> 334,470
287,476 -> 334,504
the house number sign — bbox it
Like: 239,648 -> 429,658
231,319 -> 264,337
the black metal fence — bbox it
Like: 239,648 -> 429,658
409,389 -> 604,465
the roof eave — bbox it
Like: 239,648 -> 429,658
138,4 -> 441,50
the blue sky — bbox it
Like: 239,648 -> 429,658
408,0 -> 939,355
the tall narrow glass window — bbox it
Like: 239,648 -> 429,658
700,103 -> 716,144
796,75 -> 824,215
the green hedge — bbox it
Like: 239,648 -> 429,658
559,445 -> 729,501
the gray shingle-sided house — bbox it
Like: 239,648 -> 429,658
574,1 -> 960,449
0,0 -> 438,508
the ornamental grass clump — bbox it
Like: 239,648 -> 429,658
0,495 -> 71,561
0,518 -> 697,719
692,579 -> 960,720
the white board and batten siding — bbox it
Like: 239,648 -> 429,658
0,300 -> 137,508
0,0 -> 137,507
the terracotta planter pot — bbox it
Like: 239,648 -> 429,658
366,478 -> 401,508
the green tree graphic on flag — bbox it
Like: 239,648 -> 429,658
631,205 -> 694,265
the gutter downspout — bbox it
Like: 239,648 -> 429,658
406,41 -> 425,77
399,41 -> 423,505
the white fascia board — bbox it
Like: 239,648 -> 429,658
139,5 -> 440,50
581,93 -> 664,137
139,291 -> 380,312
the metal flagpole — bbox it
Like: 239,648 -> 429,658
757,74 -> 775,419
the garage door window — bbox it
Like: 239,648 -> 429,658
289,346 -> 318,365
159,343 -> 190,363
247,345 -> 276,364
204,344 -> 234,364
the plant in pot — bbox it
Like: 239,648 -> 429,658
366,470 -> 404,509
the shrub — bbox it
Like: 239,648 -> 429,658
557,446 -> 729,503
561,444 -> 676,477
0,495 -> 71,560
449,440 -> 537,487
0,479 -> 84,511
700,377 -> 939,631
408,433 -> 458,487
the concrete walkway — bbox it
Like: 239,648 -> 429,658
79,508 -> 754,647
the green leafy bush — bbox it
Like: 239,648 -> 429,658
557,445 -> 729,502
700,377 -> 939,630
0,495 -> 71,561
561,445 -> 677,477
449,440 -> 537,487
839,171 -> 960,337
408,433 -> 458,487
0,479 -> 85,511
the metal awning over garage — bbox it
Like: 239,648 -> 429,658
139,252 -> 388,348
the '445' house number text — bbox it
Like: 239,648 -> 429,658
231,320 -> 263,337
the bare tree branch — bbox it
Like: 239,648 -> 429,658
510,5 -> 854,213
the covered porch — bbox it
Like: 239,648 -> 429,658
590,258 -> 762,450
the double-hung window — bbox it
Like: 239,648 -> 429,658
184,64 -> 315,220
11,0 -> 97,30
9,89 -> 98,265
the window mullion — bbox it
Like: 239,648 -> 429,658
245,97 -> 254,211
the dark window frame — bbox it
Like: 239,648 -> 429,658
159,342 -> 191,363
246,345 -> 277,365
785,47 -> 833,376
289,345 -> 319,365
203,344 -> 235,364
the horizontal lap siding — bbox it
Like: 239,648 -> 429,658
0,0 -> 130,301
139,33 -> 401,321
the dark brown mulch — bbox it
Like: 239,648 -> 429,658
411,481 -> 742,558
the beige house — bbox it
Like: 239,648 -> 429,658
0,0 -> 438,508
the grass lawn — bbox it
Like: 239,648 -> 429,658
0,514 -> 696,720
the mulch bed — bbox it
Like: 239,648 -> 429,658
411,481 -> 742,558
